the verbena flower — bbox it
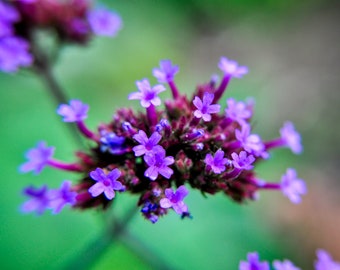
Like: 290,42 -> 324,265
225,98 -> 252,126
280,121 -> 303,154
48,181 -> 77,214
160,185 -> 189,215
57,99 -> 89,122
152,59 -> 179,83
231,151 -> 255,170
144,146 -> 175,180
132,130 -> 161,157
100,131 -> 126,154
280,168 -> 307,204
239,252 -> 270,270
315,249 -> 340,270
273,260 -> 301,270
88,8 -> 122,37
21,185 -> 50,215
193,92 -> 221,121
218,56 -> 248,78
204,149 -> 229,174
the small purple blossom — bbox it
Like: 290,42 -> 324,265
20,141 -> 55,174
280,121 -> 303,154
100,131 -> 125,154
204,149 -> 229,174
160,185 -> 189,215
218,56 -> 248,78
315,249 -> 340,270
87,8 -> 122,37
193,92 -> 220,121
0,2 -> 20,26
128,79 -> 166,108
239,252 -> 270,270
48,181 -> 77,214
280,168 -> 307,204
21,185 -> 50,215
273,260 -> 301,270
152,59 -> 179,83
132,130 -> 161,157
57,99 -> 89,122
231,151 -> 255,170
144,145 -> 174,181
225,98 -> 252,125
89,168 -> 124,200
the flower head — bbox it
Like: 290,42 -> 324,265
57,99 -> 89,122
48,181 -> 77,214
20,141 -> 54,174
315,249 -> 340,270
152,59 -> 179,83
89,168 -> 124,200
128,79 -> 166,108
132,130 -> 162,156
193,92 -> 220,121
218,56 -> 248,78
239,252 -> 270,270
231,151 -> 255,170
21,185 -> 50,215
225,98 -> 252,125
144,146 -> 174,180
87,8 -> 122,37
280,168 -> 307,204
273,260 -> 301,270
280,121 -> 303,154
204,149 -> 229,174
160,185 -> 189,215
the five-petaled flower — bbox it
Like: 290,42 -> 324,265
152,59 -> 179,83
87,8 -> 122,37
160,185 -> 189,215
57,99 -> 89,122
273,259 -> 301,270
225,98 -> 252,126
315,249 -> 340,270
144,146 -> 174,180
193,92 -> 220,121
280,121 -> 303,154
231,151 -> 255,170
280,168 -> 307,204
132,130 -> 162,157
48,181 -> 77,214
218,56 -> 248,78
89,168 -> 124,200
21,185 -> 50,215
239,252 -> 270,270
204,149 -> 229,174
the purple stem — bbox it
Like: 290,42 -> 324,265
147,105 -> 158,127
190,116 -> 200,127
220,117 -> 233,129
224,168 -> 241,179
168,80 -> 179,99
264,138 -> 285,150
47,159 -> 82,172
77,121 -> 99,141
225,140 -> 242,151
213,75 -> 231,103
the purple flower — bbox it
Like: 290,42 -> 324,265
21,185 -> 50,215
280,121 -> 303,154
225,98 -> 252,125
204,149 -> 229,174
48,181 -> 77,214
218,56 -> 248,78
128,79 -> 166,108
132,130 -> 162,156
152,59 -> 179,83
0,37 -> 32,73
235,124 -> 269,158
160,185 -> 189,215
144,145 -> 174,180
57,99 -> 89,122
280,168 -> 307,204
0,2 -> 20,25
239,252 -> 270,270
231,151 -> 255,170
193,92 -> 221,121
20,141 -> 55,174
89,168 -> 124,200
315,249 -> 340,270
87,8 -> 122,37
100,131 -> 125,154
273,260 -> 301,270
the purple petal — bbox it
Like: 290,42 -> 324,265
159,198 -> 172,208
144,166 -> 159,181
88,182 -> 104,197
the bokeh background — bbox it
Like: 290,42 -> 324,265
1,0 -> 339,269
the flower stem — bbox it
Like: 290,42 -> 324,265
168,80 -> 179,99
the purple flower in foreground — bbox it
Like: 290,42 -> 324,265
48,181 -> 77,214
280,168 -> 307,204
152,59 -> 179,83
204,149 -> 229,174
280,121 -> 303,154
21,185 -> 50,215
0,37 -> 32,72
273,260 -> 301,270
231,151 -> 255,170
239,252 -> 270,270
315,249 -> 340,270
160,185 -> 189,215
225,98 -> 252,125
57,99 -> 89,122
20,141 -> 54,174
218,56 -> 248,78
144,146 -> 174,180
87,8 -> 122,37
128,79 -> 166,108
132,130 -> 161,156
89,168 -> 124,200
193,92 -> 220,121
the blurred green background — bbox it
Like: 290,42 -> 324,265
1,0 -> 339,269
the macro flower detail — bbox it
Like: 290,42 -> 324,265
152,59 -> 179,83
193,92 -> 220,121
57,99 -> 89,122
89,168 -> 124,200
204,149 -> 229,174
273,260 -> 301,270
19,141 -> 55,174
87,8 -> 122,37
218,56 -> 248,78
21,185 -> 50,215
160,185 -> 189,215
231,151 -> 255,170
225,98 -> 252,126
315,249 -> 340,270
239,252 -> 270,270
48,181 -> 77,214
280,121 -> 303,154
144,146 -> 175,180
132,130 -> 162,157
280,168 -> 307,204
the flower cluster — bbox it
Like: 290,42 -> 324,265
0,0 -> 122,72
239,249 -> 340,270
20,56 -> 306,223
